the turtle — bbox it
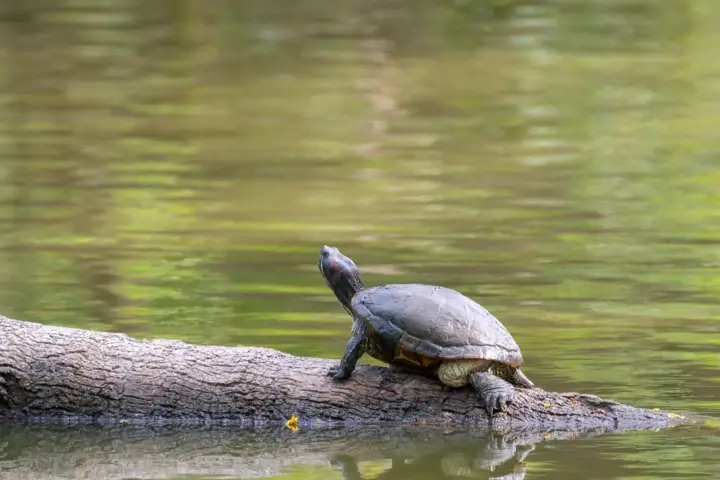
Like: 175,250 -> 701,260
318,245 -> 534,416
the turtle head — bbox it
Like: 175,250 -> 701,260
318,245 -> 365,315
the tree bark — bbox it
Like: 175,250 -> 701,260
0,315 -> 685,429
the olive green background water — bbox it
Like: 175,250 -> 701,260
0,1 -> 718,479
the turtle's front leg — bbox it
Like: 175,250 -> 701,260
328,321 -> 366,381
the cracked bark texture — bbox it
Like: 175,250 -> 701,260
0,315 -> 686,428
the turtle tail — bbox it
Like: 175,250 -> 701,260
513,368 -> 534,388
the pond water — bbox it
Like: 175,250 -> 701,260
0,0 -> 718,479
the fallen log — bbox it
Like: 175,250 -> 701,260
0,315 -> 686,429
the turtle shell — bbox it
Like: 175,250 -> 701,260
351,284 -> 524,368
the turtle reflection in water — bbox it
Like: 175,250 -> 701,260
318,245 -> 535,416
330,430 -> 533,480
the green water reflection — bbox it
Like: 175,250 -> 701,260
0,0 -> 718,479
0,423 -> 716,480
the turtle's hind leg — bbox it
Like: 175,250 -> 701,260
469,371 -> 515,418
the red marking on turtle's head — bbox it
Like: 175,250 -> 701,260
318,245 -> 354,281
318,245 -> 364,314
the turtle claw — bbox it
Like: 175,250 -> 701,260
485,391 -> 513,418
469,371 -> 515,419
327,364 -> 350,381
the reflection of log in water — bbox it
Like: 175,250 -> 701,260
0,422 -> 670,480
0,315 -> 687,431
